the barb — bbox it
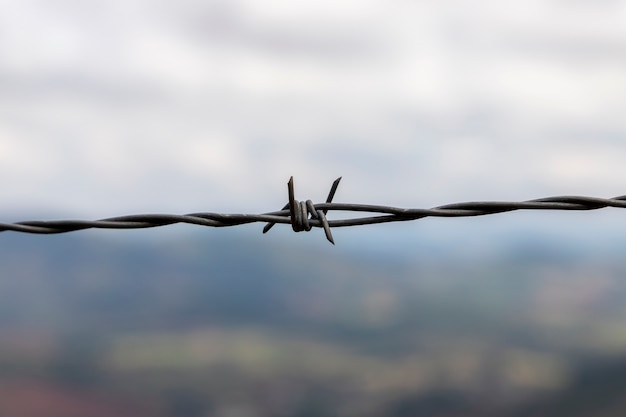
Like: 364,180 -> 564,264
262,176 -> 340,244
2,177 -> 626,244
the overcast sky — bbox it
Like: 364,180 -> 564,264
1,0 -> 625,246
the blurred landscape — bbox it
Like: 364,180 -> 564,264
1,227 -> 626,417
1,1 -> 625,415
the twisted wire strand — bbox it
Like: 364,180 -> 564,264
1,177 -> 625,244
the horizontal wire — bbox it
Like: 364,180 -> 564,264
1,177 -> 625,243
1,197 -> 625,232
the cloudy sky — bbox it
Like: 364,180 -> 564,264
1,0 -> 625,246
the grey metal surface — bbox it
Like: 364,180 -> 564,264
2,177 -> 625,244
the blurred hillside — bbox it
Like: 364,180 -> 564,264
1,231 -> 626,416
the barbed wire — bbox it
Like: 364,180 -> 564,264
2,177 -> 626,244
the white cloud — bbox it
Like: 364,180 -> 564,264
0,0 -> 625,224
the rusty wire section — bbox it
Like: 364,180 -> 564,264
2,177 -> 626,245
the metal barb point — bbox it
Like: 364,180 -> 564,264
325,177 -> 342,212
287,177 -> 298,232
262,203 -> 288,234
262,176 -> 341,244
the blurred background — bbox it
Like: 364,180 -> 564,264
1,0 -> 626,416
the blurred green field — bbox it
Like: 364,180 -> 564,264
1,233 -> 626,416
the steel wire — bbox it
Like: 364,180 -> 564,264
1,177 -> 625,244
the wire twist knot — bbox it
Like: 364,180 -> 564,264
262,176 -> 341,244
